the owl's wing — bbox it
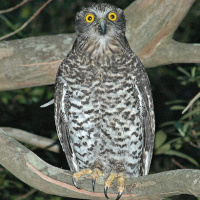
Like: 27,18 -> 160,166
135,57 -> 155,176
54,69 -> 79,172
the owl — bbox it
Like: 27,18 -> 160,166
54,3 -> 155,200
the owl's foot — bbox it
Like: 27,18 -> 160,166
91,168 -> 104,192
72,168 -> 104,192
104,172 -> 124,200
72,169 -> 124,199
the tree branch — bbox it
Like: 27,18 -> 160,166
1,127 -> 59,153
0,33 -> 76,91
142,40 -> 200,67
0,0 -> 199,91
0,0 -> 54,41
0,128 -> 200,200
0,0 -> 32,15
125,0 -> 196,54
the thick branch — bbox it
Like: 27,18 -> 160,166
1,128 -> 200,200
0,33 -> 76,91
125,0 -> 196,55
0,0 -> 199,91
1,127 -> 59,153
142,40 -> 200,67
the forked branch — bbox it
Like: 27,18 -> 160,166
0,0 -> 199,91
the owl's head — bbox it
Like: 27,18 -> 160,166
75,3 -> 126,39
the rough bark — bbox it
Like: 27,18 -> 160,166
0,34 -> 76,91
125,0 -> 198,66
1,128 -> 200,200
0,0 -> 199,91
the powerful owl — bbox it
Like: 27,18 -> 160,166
54,3 -> 155,200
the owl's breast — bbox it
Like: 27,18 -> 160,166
65,62 -> 143,174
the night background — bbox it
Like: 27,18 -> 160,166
0,0 -> 200,199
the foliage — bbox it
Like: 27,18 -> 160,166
154,65 -> 200,169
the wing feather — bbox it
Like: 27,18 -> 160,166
54,68 -> 79,172
135,57 -> 155,176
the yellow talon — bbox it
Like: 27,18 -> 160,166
73,168 -> 93,181
72,168 -> 104,191
91,168 -> 104,192
118,173 -> 125,193
104,172 -> 125,200
105,172 -> 118,189
92,168 -> 104,180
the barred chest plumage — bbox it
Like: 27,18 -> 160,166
59,48 -> 144,177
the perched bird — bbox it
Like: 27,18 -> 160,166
54,3 -> 155,200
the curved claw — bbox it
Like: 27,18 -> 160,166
92,178 -> 95,192
116,191 -> 123,200
72,177 -> 80,189
104,185 -> 109,199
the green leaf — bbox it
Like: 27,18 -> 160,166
31,88 -> 45,96
178,67 -> 191,77
17,95 -> 27,104
170,105 -> 185,110
0,15 -> 24,37
155,143 -> 171,155
174,121 -> 183,129
165,99 -> 187,105
160,121 -> 175,127
164,150 -> 199,167
174,122 -> 185,137
181,107 -> 200,120
155,138 -> 180,155
174,143 -> 182,150
183,121 -> 193,133
155,130 -> 167,150
177,128 -> 185,137
184,136 -> 190,143
47,92 -> 54,99
1,96 -> 8,104
191,67 -> 196,78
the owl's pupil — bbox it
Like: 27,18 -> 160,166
110,14 -> 115,19
88,16 -> 92,21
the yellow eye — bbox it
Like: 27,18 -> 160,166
85,14 -> 95,23
108,12 -> 117,21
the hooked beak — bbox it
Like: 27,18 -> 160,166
98,19 -> 106,35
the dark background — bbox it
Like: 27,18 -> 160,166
0,0 -> 200,199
